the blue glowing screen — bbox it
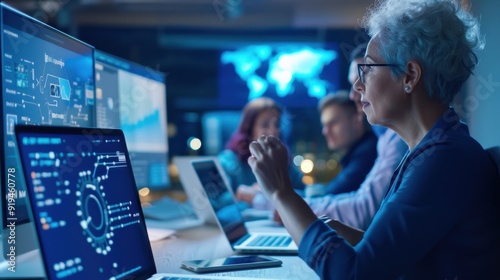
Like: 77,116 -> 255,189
94,51 -> 169,190
15,126 -> 156,279
1,4 -> 95,226
218,44 -> 340,108
192,160 -> 247,245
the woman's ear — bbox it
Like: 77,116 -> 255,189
403,60 -> 422,93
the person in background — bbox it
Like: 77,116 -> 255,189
313,94 -> 377,195
303,44 -> 408,230
251,45 -> 406,224
218,97 -> 304,205
248,0 -> 500,278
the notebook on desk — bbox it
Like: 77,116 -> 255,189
191,159 -> 298,255
14,125 -> 276,280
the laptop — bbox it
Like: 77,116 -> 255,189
173,156 -> 270,224
173,156 -> 219,225
174,156 -> 273,224
191,159 -> 298,255
14,125 -> 276,280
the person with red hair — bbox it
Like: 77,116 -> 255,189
218,97 -> 304,208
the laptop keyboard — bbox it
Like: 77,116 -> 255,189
248,235 -> 292,247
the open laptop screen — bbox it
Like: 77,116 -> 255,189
191,160 -> 248,244
15,126 -> 156,279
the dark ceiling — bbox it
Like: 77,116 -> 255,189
2,0 -> 374,30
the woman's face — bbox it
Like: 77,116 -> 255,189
252,109 -> 281,140
354,38 -> 407,127
348,57 -> 364,113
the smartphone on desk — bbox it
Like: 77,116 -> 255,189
181,255 -> 282,273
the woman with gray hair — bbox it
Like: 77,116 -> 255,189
247,0 -> 500,278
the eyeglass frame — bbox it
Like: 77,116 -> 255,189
357,63 -> 400,85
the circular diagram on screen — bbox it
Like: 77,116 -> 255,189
76,172 -> 114,255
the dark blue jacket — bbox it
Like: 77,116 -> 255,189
299,108 -> 500,279
324,130 -> 378,195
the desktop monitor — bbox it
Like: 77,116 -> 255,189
94,50 -> 169,190
0,3 -> 95,258
218,43 -> 341,109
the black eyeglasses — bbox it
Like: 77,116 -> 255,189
357,64 -> 399,84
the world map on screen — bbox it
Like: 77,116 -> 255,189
221,45 -> 338,101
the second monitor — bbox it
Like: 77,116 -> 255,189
94,50 -> 170,191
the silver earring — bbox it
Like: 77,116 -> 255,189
405,86 -> 411,93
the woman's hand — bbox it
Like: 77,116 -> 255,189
248,135 -> 318,245
247,135 -> 293,202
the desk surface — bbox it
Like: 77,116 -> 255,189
0,221 -> 319,279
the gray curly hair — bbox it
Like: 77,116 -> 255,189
363,0 -> 484,104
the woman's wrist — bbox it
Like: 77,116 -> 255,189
272,188 -> 297,205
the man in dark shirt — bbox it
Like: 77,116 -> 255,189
317,94 -> 377,195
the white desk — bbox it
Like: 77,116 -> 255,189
0,221 -> 319,279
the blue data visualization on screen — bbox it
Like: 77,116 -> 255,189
16,128 -> 155,279
1,5 -> 94,225
94,51 -> 169,190
1,11 -> 94,129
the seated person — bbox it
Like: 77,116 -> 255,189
252,45 -> 407,231
247,0 -> 500,278
217,97 -> 304,207
304,44 -> 407,230
237,94 -> 378,208
314,93 -> 377,195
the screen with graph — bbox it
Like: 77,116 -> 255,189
1,3 -> 95,234
218,43 -> 340,108
14,126 -> 155,279
94,50 -> 169,190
